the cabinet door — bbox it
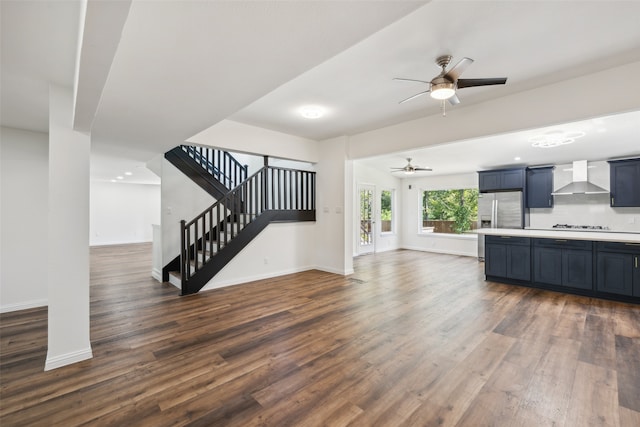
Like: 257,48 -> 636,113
479,172 -> 501,192
485,244 -> 507,277
596,252 -> 633,296
501,169 -> 525,191
507,245 -> 531,281
562,250 -> 592,290
610,160 -> 640,207
634,255 -> 640,297
533,247 -> 562,285
526,168 -> 554,208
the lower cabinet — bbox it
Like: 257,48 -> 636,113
596,242 -> 640,296
485,236 -> 531,281
532,239 -> 593,290
484,235 -> 639,303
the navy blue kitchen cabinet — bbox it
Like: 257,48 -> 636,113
596,241 -> 640,296
533,239 -> 592,289
485,236 -> 531,281
526,167 -> 554,208
533,246 -> 562,285
479,168 -> 525,192
608,158 -> 640,207
562,249 -> 593,290
485,235 -> 639,303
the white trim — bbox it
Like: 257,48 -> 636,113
315,265 -> 355,275
416,232 -> 478,240
201,265 -> 317,292
402,245 -> 476,258
0,299 -> 48,313
89,239 -> 153,247
152,268 -> 162,282
45,347 -> 93,371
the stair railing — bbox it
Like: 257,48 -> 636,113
180,166 -> 315,293
181,145 -> 248,189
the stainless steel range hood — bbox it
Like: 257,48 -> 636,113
551,160 -> 609,195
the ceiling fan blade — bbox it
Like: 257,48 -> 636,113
398,90 -> 429,104
444,57 -> 474,81
457,77 -> 507,89
448,93 -> 460,106
393,77 -> 430,84
414,167 -> 433,171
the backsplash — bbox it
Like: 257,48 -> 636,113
529,160 -> 640,232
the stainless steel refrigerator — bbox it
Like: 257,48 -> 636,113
477,191 -> 524,261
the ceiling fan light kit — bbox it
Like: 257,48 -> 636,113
394,54 -> 507,114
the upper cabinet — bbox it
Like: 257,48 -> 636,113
478,168 -> 525,193
609,158 -> 640,207
526,166 -> 554,208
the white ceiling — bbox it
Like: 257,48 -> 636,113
2,1 -> 640,182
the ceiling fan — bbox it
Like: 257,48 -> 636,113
394,55 -> 507,110
390,158 -> 432,175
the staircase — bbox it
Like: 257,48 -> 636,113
165,145 -> 248,200
162,146 -> 316,295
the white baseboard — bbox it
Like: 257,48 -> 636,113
45,347 -> 93,371
0,299 -> 48,313
402,245 -> 476,258
314,265 -> 354,275
200,265 -> 316,293
152,268 -> 162,282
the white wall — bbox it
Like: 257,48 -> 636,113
46,84 -> 92,370
90,181 -> 161,246
161,159 -> 216,266
201,222 -> 316,291
401,172 -> 479,257
188,119 -> 319,163
315,136 -> 353,274
530,160 -> 640,232
353,162 -> 402,255
0,127 -> 49,312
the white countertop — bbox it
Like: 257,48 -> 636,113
474,228 -> 640,243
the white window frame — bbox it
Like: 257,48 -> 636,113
380,188 -> 395,235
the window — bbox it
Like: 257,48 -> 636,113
421,189 -> 478,234
380,189 -> 394,233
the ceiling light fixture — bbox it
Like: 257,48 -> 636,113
117,176 -> 124,180
124,171 -> 133,176
529,130 -> 586,148
299,105 -> 325,119
429,79 -> 456,100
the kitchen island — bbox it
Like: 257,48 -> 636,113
475,228 -> 640,303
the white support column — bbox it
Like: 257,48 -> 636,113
45,84 -> 93,371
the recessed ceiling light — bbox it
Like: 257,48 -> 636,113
514,157 -> 521,161
124,171 -> 133,176
117,176 -> 124,180
110,179 -> 117,183
299,105 -> 325,119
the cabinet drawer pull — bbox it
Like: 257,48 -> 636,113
555,239 -> 568,242
500,236 -> 511,239
625,243 -> 640,246
636,256 -> 638,268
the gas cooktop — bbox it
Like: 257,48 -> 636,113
552,224 -> 610,231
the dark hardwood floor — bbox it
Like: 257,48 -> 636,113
1,244 -> 639,426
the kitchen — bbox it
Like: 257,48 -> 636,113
476,157 -> 640,303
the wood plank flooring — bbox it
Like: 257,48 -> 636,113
1,244 -> 639,426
